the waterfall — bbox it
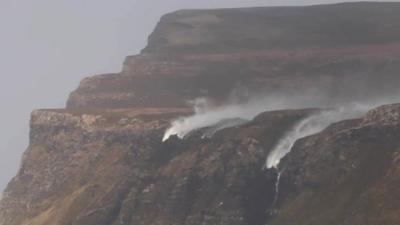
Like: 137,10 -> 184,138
265,112 -> 333,169
265,106 -> 366,169
273,172 -> 281,206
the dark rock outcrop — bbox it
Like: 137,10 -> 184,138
0,108 -> 314,225
274,104 -> 400,225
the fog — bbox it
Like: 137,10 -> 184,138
0,0 -> 397,193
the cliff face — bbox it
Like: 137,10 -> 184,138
2,105 -> 400,225
0,107 -> 315,225
0,108 -> 192,225
2,2 -> 400,225
67,48 -> 400,109
142,2 -> 400,53
67,2 -> 400,109
274,104 -> 400,225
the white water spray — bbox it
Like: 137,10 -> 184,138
163,93 -> 395,143
162,94 -> 338,142
265,105 -> 371,169
162,97 -> 291,141
265,105 -> 371,213
162,103 -> 257,141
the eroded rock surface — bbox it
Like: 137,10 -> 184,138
67,2 -> 400,109
275,104 -> 400,225
0,108 -> 314,225
2,2 -> 400,225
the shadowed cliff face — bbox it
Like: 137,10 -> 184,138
142,2 -> 400,54
67,2 -> 400,109
2,2 -> 400,225
2,105 -> 400,225
0,108 -> 314,225
274,104 -> 400,225
67,50 -> 400,109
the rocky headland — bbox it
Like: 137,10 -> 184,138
1,2 -> 400,225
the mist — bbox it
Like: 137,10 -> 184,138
265,105 -> 371,169
162,92 -> 400,175
1,0 -> 398,193
163,86 -> 400,140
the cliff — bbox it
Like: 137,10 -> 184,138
2,2 -> 400,225
142,2 -> 400,53
272,104 -> 400,225
67,2 -> 400,109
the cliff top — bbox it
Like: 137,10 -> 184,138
142,2 -> 400,54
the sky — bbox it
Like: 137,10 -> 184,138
0,0 -> 398,192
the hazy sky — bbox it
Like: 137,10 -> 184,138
0,0 -> 397,192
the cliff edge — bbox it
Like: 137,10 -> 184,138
2,2 -> 400,225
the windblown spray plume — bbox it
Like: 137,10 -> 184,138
162,92 -> 383,143
265,106 -> 369,169
162,94 -> 321,141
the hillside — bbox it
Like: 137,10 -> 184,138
1,2 -> 400,225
